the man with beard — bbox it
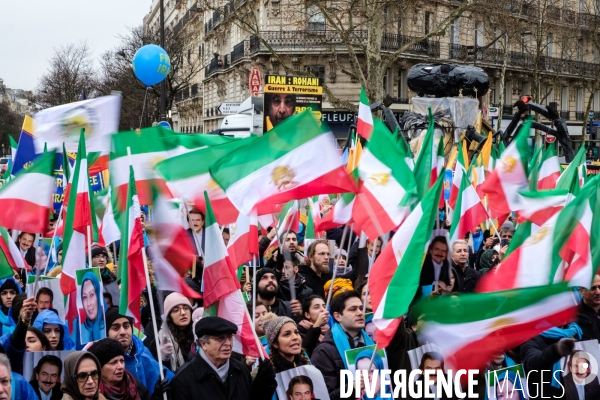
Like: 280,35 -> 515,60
255,268 -> 299,318
30,355 -> 62,400
563,351 -> 600,399
279,259 -> 314,302
299,240 -> 332,299
262,231 -> 305,278
578,275 -> 600,341
451,240 -> 479,293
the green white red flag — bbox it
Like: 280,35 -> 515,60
60,131 -> 96,295
0,151 -> 55,233
226,211 -> 259,268
314,193 -> 355,232
117,167 -> 147,326
449,173 -> 488,243
414,283 -> 577,371
210,111 -> 356,216
413,107 -> 438,200
448,140 -> 469,209
368,171 -> 444,347
155,137 -> 257,225
0,227 -> 26,277
480,120 -> 532,218
202,192 -> 240,306
353,119 -> 418,240
356,87 -> 373,140
556,145 -> 585,195
147,184 -> 200,298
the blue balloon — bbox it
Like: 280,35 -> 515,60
132,44 -> 171,86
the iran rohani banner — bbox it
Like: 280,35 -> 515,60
210,110 -> 356,215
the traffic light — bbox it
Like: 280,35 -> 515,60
519,95 -> 532,103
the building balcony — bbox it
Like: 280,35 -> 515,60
205,55 -> 229,77
248,30 -> 440,57
231,40 -> 245,64
560,110 -> 570,120
575,111 -> 586,121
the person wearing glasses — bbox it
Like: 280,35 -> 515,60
60,351 -> 106,400
151,293 -> 194,373
170,316 -> 277,400
88,338 -> 162,400
90,247 -> 116,286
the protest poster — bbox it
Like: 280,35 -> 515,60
408,343 -> 444,371
559,339 -> 600,398
76,267 -> 106,344
26,277 -> 65,321
275,365 -> 330,400
23,350 -> 75,382
263,75 -> 323,133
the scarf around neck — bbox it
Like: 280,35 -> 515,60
99,370 -> 141,400
331,323 -> 374,368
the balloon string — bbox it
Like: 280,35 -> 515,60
139,87 -> 149,129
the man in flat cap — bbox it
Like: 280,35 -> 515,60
171,316 -> 277,400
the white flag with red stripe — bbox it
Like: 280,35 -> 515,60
356,87 -> 373,140
448,141 -> 469,210
538,142 -> 561,190
227,212 -> 258,268
449,174 -> 488,242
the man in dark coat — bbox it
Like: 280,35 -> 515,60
419,236 -> 452,293
298,240 -> 332,299
15,232 -> 36,269
278,259 -> 314,302
577,275 -> 600,341
343,238 -> 382,284
260,230 -> 305,277
451,240 -> 479,293
29,355 -> 63,400
171,316 -> 277,400
255,268 -> 297,318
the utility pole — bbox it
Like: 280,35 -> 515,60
159,0 -> 166,121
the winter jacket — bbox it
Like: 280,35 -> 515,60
125,335 -> 174,396
521,335 -> 564,399
278,276 -> 313,303
298,265 -> 331,299
12,372 -> 37,400
170,351 -> 276,400
261,298 -> 292,319
310,330 -> 351,400
30,380 -> 62,400
297,323 -> 322,357
576,301 -> 600,342
453,263 -> 479,293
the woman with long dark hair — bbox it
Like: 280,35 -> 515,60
261,313 -> 310,373
154,292 -> 194,372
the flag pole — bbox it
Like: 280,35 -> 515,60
86,225 -> 93,268
239,289 -> 266,361
343,223 -> 354,275
126,146 -> 166,400
325,224 -> 349,309
252,255 -> 257,324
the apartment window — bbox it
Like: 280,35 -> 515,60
522,82 -> 531,96
307,6 -> 325,31
577,88 -> 584,112
475,22 -> 483,47
187,49 -> 191,64
546,35 -> 553,57
397,69 -> 407,98
199,44 -> 204,58
580,0 -> 586,12
425,12 -> 432,35
397,16 -> 402,34
577,38 -> 585,61
594,90 -> 600,111
305,65 -> 325,81
561,87 -> 569,110
450,18 -> 460,45
383,69 -> 390,94
383,7 -> 389,30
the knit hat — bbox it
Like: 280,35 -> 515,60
163,292 -> 192,317
91,246 -> 108,259
104,307 -> 132,332
324,278 -> 353,299
87,338 -> 125,367
500,221 -> 514,231
479,249 -> 498,271
261,312 -> 295,347
0,278 -> 20,294
256,267 -> 276,283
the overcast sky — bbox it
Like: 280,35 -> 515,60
1,0 -> 151,91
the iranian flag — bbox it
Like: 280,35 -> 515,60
94,187 -> 120,247
449,174 -> 488,243
476,213 -> 559,293
117,167 -> 147,326
227,212 -> 258,268
264,201 -> 300,254
368,172 -> 444,347
550,176 -> 600,289
210,111 -> 356,216
60,131 -> 96,295
516,189 -> 568,226
448,141 -> 469,209
414,283 -> 577,371
356,87 -> 374,140
315,192 -> 355,232
0,151 -> 55,233
156,138 -> 257,225
413,107 -> 439,200
480,120 -> 532,218
353,119 -> 418,241
471,154 -> 486,198
202,192 -> 240,306
148,184 -> 200,298
0,227 -> 26,277
556,146 -> 585,195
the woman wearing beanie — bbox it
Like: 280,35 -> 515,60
61,351 -> 107,400
152,292 -> 194,372
0,277 -> 21,335
261,313 -> 311,372
88,338 -> 159,400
